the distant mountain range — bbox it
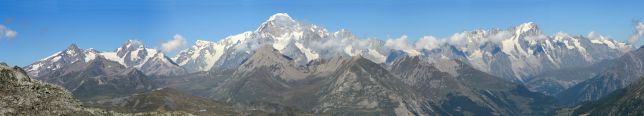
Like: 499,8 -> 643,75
25,41 -> 185,78
11,13 -> 644,115
26,13 -> 630,82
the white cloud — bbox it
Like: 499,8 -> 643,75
489,31 -> 513,43
446,32 -> 468,46
161,34 -> 187,52
385,35 -> 411,50
385,35 -> 419,55
414,36 -> 442,50
308,33 -> 382,56
587,31 -> 602,40
0,25 -> 17,39
628,21 -> 644,45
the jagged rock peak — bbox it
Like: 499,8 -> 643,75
66,44 -> 80,51
63,44 -> 82,55
117,40 -> 144,51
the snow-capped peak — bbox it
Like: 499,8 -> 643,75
517,22 -> 538,31
24,44 -> 100,77
97,40 -> 161,68
514,22 -> 541,37
172,39 -> 228,72
256,13 -> 299,36
117,40 -> 145,57
101,40 -> 184,75
267,13 -> 294,22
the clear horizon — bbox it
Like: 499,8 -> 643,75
1,0 -> 643,66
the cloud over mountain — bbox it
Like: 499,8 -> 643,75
628,21 -> 644,45
161,34 -> 187,52
414,36 -> 442,50
385,35 -> 420,55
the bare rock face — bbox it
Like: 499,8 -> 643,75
388,56 -> 558,116
1,63 -> 86,115
1,63 -> 194,116
209,46 -> 418,115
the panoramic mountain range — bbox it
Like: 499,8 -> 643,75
2,13 -> 643,115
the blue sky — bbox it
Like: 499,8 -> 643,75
0,0 -> 643,66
